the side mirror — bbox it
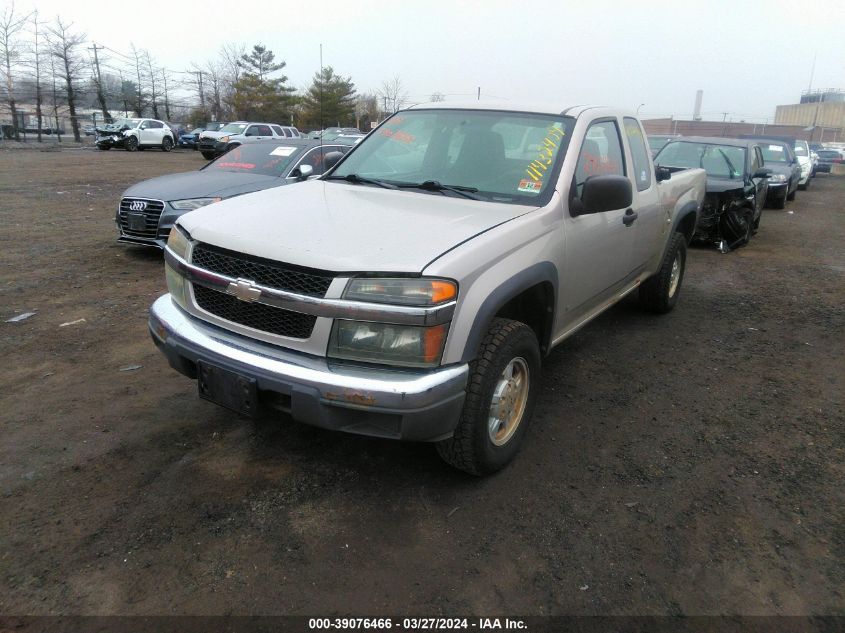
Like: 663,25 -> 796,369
752,168 -> 771,179
655,165 -> 672,182
323,151 -> 344,171
573,175 -> 633,216
294,164 -> 314,181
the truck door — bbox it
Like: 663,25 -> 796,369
562,118 -> 636,319
622,117 -> 664,273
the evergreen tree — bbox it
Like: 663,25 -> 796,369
300,66 -> 357,129
231,43 -> 295,122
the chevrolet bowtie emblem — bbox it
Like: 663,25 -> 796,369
226,279 -> 262,302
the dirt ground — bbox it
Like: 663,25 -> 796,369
0,148 -> 842,617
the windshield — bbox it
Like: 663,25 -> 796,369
203,144 -> 303,177
330,109 -> 575,204
760,143 -> 789,163
793,144 -> 808,157
817,151 -> 840,158
218,123 -> 249,134
656,142 -> 746,179
648,136 -> 673,151
110,118 -> 141,128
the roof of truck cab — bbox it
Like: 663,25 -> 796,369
405,101 -> 625,118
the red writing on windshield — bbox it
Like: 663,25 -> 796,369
215,162 -> 255,170
379,128 -> 415,144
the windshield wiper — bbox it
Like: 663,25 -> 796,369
396,180 -> 486,201
717,149 -> 739,179
324,173 -> 398,189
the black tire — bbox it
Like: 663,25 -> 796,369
771,189 -> 786,210
201,151 -> 216,160
436,318 -> 541,476
96,145 -> 110,151
162,137 -> 173,152
125,135 -> 139,152
721,207 -> 753,247
787,183 -> 796,201
639,231 -> 686,314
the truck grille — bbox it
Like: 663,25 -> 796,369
192,284 -> 317,339
191,243 -> 334,297
118,198 -> 165,239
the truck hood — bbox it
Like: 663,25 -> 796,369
198,130 -> 225,140
177,180 -> 537,272
123,171 -> 283,202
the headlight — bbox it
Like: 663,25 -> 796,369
165,225 -> 191,307
170,197 -> 222,210
218,135 -> 230,143
328,277 -> 457,367
166,224 -> 191,259
768,174 -> 787,183
343,277 -> 457,306
328,321 -> 449,368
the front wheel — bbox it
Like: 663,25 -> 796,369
639,231 -> 686,314
436,318 -> 541,476
201,151 -> 216,160
162,137 -> 173,152
125,136 -> 139,152
787,183 -> 797,201
721,207 -> 753,247
97,144 -> 110,151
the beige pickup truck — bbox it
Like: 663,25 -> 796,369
150,103 -> 705,474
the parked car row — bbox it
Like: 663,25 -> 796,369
651,132 -> 826,252
197,122 -> 303,159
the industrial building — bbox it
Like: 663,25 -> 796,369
774,90 -> 845,143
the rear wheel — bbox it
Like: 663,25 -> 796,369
161,137 -> 173,152
436,318 -> 540,476
639,232 -> 686,314
125,136 -> 139,152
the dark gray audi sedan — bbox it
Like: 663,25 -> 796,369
115,139 -> 349,248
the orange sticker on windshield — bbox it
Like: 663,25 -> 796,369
518,179 -> 542,194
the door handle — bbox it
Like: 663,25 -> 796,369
622,208 -> 638,226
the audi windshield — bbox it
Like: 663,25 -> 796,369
203,144 -> 304,177
328,109 -> 575,205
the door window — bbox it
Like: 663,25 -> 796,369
254,125 -> 272,136
574,120 -> 626,198
147,120 -> 163,129
271,125 -> 285,136
623,117 -> 652,191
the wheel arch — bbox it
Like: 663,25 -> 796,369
458,262 -> 557,363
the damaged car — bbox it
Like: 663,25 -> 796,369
655,137 -> 769,251
95,117 -> 175,152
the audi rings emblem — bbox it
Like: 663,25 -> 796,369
129,200 -> 148,212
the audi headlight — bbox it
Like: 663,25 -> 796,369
170,197 -> 222,210
768,174 -> 787,183
165,225 -> 191,307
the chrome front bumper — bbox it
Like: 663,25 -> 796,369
149,294 -> 469,441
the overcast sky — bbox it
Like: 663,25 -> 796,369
14,0 -> 845,122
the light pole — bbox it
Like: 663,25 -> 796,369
636,103 -> 645,115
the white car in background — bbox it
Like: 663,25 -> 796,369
793,140 -> 813,190
197,121 -> 301,159
95,118 -> 176,152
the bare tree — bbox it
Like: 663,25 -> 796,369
145,50 -> 159,119
377,75 -> 408,114
87,42 -> 111,123
219,42 -> 245,85
203,60 -> 224,120
47,17 -> 85,142
0,2 -> 31,140
129,44 -> 145,116
25,11 -> 46,141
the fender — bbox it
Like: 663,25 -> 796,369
664,200 -> 700,252
459,261 -> 558,363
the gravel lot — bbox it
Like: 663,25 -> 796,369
1,148 -> 842,616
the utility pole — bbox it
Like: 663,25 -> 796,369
88,43 -> 111,122
31,12 -> 45,142
48,50 -> 61,142
195,70 -> 205,109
